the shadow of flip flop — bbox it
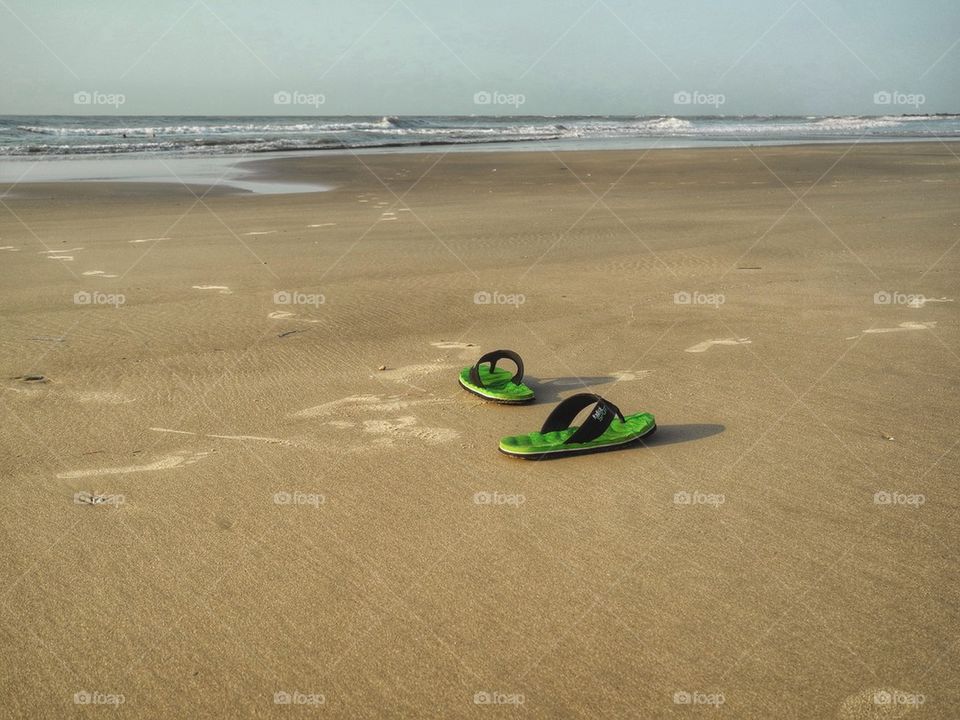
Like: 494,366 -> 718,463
641,423 -> 725,446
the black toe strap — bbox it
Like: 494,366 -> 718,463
469,349 -> 524,388
540,393 -> 625,445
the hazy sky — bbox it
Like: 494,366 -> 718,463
1,0 -> 957,115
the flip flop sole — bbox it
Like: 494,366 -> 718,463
499,423 -> 657,459
458,376 -> 535,404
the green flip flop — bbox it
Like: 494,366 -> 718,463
459,349 -> 535,404
499,392 -> 655,459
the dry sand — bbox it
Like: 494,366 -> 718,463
1,142 -> 958,718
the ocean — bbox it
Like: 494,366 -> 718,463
2,115 -> 958,157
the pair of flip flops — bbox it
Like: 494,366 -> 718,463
459,349 -> 657,459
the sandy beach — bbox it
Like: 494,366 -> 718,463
1,142 -> 958,718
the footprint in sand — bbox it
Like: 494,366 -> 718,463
193,285 -> 232,295
268,310 -> 319,323
847,321 -> 937,339
292,396 -> 458,449
39,248 -> 83,254
907,296 -> 953,309
242,231 -> 276,236
362,416 -> 459,444
47,255 -> 74,261
129,237 -> 169,244
0,246 -> 19,251
150,427 -> 288,444
685,338 -> 752,353
82,270 -> 119,278
293,394 -> 438,418
308,223 -> 336,228
57,451 -> 210,479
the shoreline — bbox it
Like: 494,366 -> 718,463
2,138 -> 959,197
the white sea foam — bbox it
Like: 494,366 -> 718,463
3,115 -> 958,158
